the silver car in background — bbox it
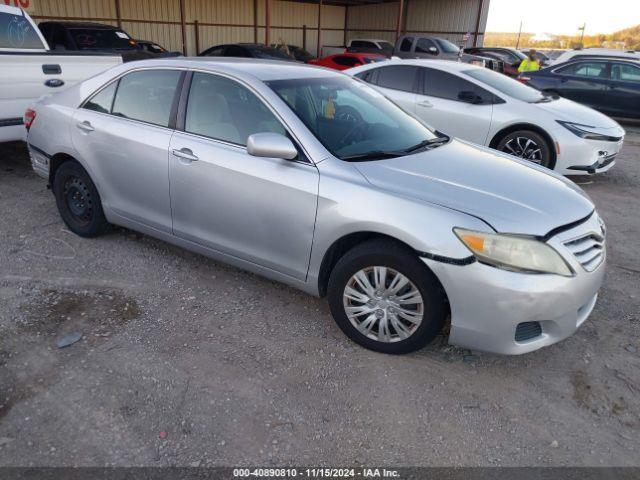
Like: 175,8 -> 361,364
26,58 -> 606,355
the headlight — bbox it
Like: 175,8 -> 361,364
556,120 -> 619,141
454,228 -> 573,276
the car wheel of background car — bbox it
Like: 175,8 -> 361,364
497,130 -> 552,168
53,161 -> 109,238
327,239 -> 448,354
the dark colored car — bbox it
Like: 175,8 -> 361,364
199,43 -> 295,61
270,44 -> 315,62
136,40 -> 181,57
465,47 -> 527,77
37,21 -> 155,62
520,57 -> 640,119
308,52 -> 386,71
394,35 -> 503,72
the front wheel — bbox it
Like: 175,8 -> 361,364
496,130 -> 553,169
327,239 -> 448,354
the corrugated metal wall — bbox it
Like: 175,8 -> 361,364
28,0 -> 489,56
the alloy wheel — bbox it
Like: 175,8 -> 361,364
502,136 -> 543,163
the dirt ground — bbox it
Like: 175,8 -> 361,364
0,130 -> 638,467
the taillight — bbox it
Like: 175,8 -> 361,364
24,108 -> 36,131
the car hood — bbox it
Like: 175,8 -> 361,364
354,140 -> 594,237
535,97 -> 622,130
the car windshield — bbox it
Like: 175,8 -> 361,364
268,76 -> 440,160
436,39 -> 460,54
70,28 -> 135,50
378,41 -> 394,50
464,68 -> 550,103
250,46 -> 292,60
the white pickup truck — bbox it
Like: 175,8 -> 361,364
0,4 -> 122,143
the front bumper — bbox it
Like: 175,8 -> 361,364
423,214 -> 606,355
553,127 -> 624,175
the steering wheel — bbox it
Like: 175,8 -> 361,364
335,106 -> 366,147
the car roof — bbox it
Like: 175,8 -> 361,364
122,57 -> 340,81
39,21 -> 119,29
557,55 -> 640,64
365,58 -> 482,72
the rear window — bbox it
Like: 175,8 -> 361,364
69,28 -> 136,50
0,11 -> 45,50
112,70 -> 182,127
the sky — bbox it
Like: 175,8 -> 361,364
486,0 -> 640,35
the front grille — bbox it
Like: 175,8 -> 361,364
515,321 -> 542,342
563,232 -> 605,272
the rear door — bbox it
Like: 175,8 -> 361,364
71,68 -> 184,232
608,62 -> 640,117
361,65 -> 419,114
553,61 -> 609,110
0,6 -> 49,140
415,67 -> 494,145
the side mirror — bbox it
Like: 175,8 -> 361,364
428,46 -> 438,55
247,133 -> 298,160
458,90 -> 483,104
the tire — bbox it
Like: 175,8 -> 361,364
327,239 -> 447,354
52,160 -> 109,238
496,130 -> 554,169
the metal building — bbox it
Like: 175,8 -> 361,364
12,0 -> 490,56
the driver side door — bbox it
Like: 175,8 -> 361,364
168,72 -> 319,281
414,67 -> 494,145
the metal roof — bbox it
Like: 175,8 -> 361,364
288,0 -> 398,6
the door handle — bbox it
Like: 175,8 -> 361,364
418,100 -> 433,108
76,121 -> 94,133
172,148 -> 199,163
42,64 -> 62,75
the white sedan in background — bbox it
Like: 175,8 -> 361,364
347,59 -> 625,175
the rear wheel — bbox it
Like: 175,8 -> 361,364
53,161 -> 109,237
327,239 -> 447,354
497,130 -> 553,169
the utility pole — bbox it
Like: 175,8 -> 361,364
515,20 -> 523,49
578,23 -> 586,47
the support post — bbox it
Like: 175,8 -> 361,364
194,20 -> 200,55
317,0 -> 322,57
473,0 -> 484,47
179,0 -> 187,55
253,0 -> 258,43
395,0 -> 404,41
303,24 -> 307,51
343,6 -> 349,46
114,0 -> 122,29
265,0 -> 271,46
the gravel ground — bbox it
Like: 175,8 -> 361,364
0,131 -> 639,467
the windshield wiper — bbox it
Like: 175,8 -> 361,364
340,150 -> 405,162
403,136 -> 450,154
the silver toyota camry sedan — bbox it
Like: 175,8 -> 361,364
26,58 -> 606,355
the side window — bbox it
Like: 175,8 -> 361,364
83,81 -> 118,114
0,12 -> 45,49
376,65 -> 419,93
415,38 -> 436,54
333,56 -> 360,67
611,63 -> 640,83
226,45 -> 247,57
112,70 -> 182,127
351,40 -> 374,49
355,68 -> 379,85
204,46 -> 225,56
185,72 -> 286,146
399,37 -> 413,52
558,62 -> 608,78
51,25 -> 70,50
422,68 -> 492,103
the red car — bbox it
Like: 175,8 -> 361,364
309,52 -> 386,71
